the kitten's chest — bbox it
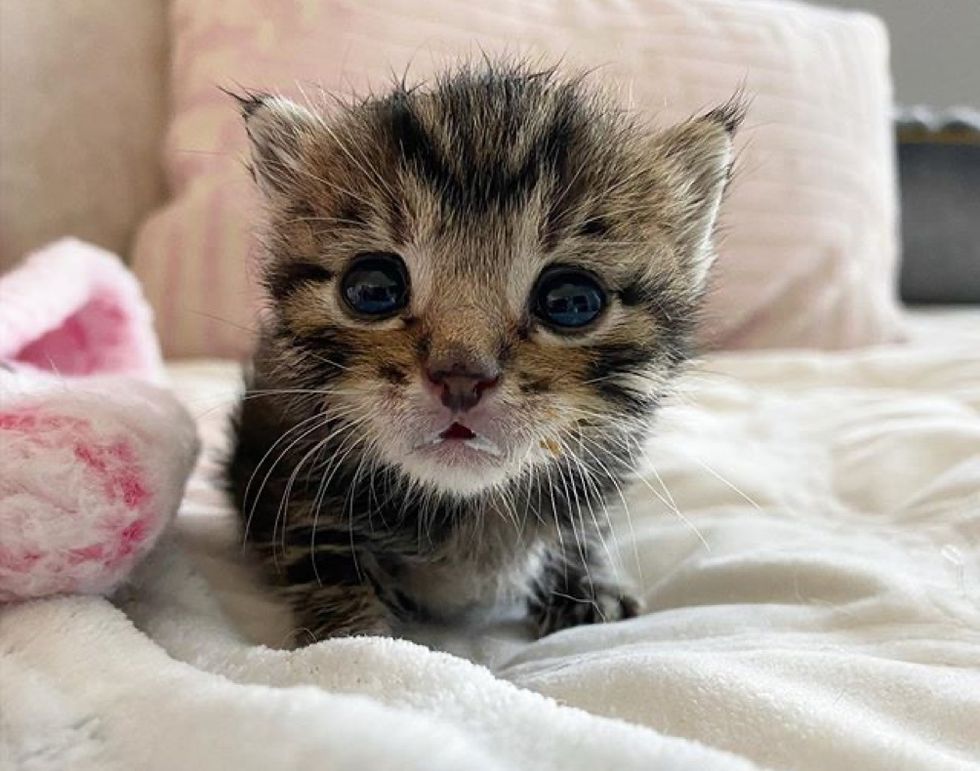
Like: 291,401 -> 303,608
392,518 -> 548,620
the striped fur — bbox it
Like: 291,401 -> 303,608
226,61 -> 741,643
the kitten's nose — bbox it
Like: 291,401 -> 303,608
425,357 -> 500,413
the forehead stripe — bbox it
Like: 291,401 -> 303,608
385,86 -> 580,214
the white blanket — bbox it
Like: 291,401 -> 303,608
3,311 -> 979,770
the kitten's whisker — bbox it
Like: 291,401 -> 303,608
310,433 -> 372,579
267,431 -> 333,568
644,455 -> 681,514
185,309 -> 260,335
281,417 -> 371,560
542,459 -> 569,587
282,215 -> 372,229
241,414 -> 331,546
296,350 -> 356,373
245,401 -> 364,543
550,436 -> 594,594
631,463 -> 710,551
187,387 -> 353,420
683,453 -> 764,513
571,431 -> 646,583
273,417 -> 368,568
567,440 -> 619,584
341,432 -> 380,580
235,386 -> 356,402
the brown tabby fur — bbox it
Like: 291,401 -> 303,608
226,61 -> 742,643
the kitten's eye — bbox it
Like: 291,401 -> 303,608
341,252 -> 409,318
533,267 -> 606,329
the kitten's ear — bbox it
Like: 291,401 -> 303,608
231,92 -> 321,198
650,99 -> 743,286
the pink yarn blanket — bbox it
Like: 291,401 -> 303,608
0,238 -> 164,380
0,239 -> 199,600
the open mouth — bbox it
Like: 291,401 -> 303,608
440,422 -> 476,441
415,422 -> 503,458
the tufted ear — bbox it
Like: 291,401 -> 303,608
651,99 -> 743,287
230,92 -> 322,198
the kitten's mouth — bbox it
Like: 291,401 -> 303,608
414,422 -> 503,458
440,422 -> 476,440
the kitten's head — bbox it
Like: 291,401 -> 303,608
240,63 -> 740,498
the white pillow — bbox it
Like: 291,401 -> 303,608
133,0 -> 904,357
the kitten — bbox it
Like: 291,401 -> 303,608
226,61 -> 740,643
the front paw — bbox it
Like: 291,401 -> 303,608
286,583 -> 395,646
531,586 -> 642,637
291,614 -> 393,647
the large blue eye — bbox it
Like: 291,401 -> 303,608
534,267 -> 606,329
341,253 -> 409,317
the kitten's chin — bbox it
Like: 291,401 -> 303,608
398,441 -> 516,497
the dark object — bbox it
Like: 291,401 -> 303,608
341,252 -> 410,317
896,107 -> 980,304
534,266 -> 607,329
427,365 -> 500,412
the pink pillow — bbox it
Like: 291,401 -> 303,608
134,0 -> 904,358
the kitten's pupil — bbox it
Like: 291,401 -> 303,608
342,253 -> 408,317
535,268 -> 606,329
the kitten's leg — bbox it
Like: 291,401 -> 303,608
528,534 -> 641,637
286,582 -> 393,645
264,527 -> 395,644
231,409 -> 396,644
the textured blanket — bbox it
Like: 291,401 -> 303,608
2,312 -> 979,770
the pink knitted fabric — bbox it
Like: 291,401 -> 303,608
0,238 -> 164,379
0,239 -> 198,600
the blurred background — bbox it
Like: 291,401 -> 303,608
1,0 -> 978,307
812,0 -> 979,304
812,0 -> 979,106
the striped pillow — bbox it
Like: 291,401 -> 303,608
133,0 -> 904,358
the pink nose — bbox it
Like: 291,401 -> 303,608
425,364 -> 500,413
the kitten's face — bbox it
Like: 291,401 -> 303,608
242,68 -> 738,497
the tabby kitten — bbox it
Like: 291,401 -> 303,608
227,62 -> 740,643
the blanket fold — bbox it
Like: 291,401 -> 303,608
2,295 -> 979,770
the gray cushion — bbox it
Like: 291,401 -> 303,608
897,107 -> 980,304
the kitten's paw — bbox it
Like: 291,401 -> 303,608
532,586 -> 642,637
291,616 -> 393,647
